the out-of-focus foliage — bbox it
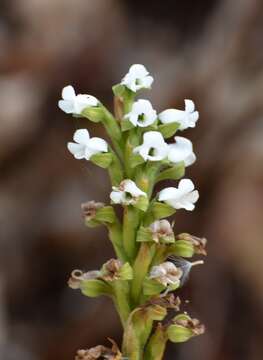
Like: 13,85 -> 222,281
0,1 -> 263,359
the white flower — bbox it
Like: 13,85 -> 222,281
67,129 -> 108,160
58,85 -> 98,115
133,131 -> 169,161
158,179 -> 199,211
158,99 -> 199,130
110,179 -> 146,206
168,136 -> 196,167
121,64 -> 154,92
125,99 -> 157,127
149,262 -> 182,287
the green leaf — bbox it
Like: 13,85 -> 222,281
152,202 -> 176,219
156,162 -> 185,183
80,279 -> 112,297
158,122 -> 180,139
90,152 -> 113,168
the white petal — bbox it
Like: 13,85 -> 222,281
67,142 -> 86,159
73,129 -> 90,145
62,85 -> 76,100
168,136 -> 193,164
158,109 -> 185,124
58,100 -> 74,114
74,94 -> 98,114
88,137 -> 108,153
123,180 -> 146,197
129,64 -> 149,77
142,75 -> 154,88
158,187 -> 180,202
184,99 -> 195,113
185,152 -> 196,167
143,131 -> 166,147
110,190 -> 125,204
178,179 -> 195,193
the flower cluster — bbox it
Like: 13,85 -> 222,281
59,64 -> 206,360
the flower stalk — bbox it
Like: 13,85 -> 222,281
59,64 -> 206,359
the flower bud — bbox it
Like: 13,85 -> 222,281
167,314 -> 205,343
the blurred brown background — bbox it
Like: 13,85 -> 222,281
1,0 -> 263,359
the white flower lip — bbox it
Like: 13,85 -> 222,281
110,179 -> 146,206
121,64 -> 154,92
58,85 -> 98,115
158,99 -> 199,131
158,179 -> 199,211
125,99 -> 157,128
133,131 -> 169,161
168,136 -> 196,167
67,129 -> 108,160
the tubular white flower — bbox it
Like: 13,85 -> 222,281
168,136 -> 196,167
158,179 -> 199,211
125,99 -> 157,127
110,179 -> 146,206
133,131 -> 169,161
67,129 -> 108,160
58,85 -> 99,115
121,64 -> 154,92
158,99 -> 199,130
149,262 -> 182,287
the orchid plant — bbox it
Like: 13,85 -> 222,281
59,64 -> 206,360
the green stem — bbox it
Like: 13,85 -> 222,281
108,150 -> 124,186
108,221 -> 128,262
131,243 -> 155,306
112,280 -> 131,327
144,324 -> 168,360
122,206 -> 140,262
102,107 -> 124,160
